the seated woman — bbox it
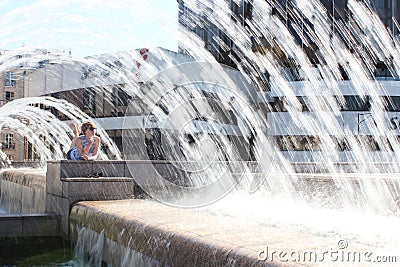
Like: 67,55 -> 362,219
76,121 -> 101,160
67,121 -> 100,160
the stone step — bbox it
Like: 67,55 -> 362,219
0,213 -> 60,239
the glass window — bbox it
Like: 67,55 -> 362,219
357,135 -> 380,151
117,88 -> 131,107
83,88 -> 96,115
298,96 -> 310,112
5,72 -> 15,87
338,96 -> 370,111
276,135 -> 321,151
383,96 -> 400,111
272,97 -> 287,112
83,90 -> 91,108
5,91 -> 14,100
4,133 -> 14,149
332,136 -> 350,151
344,96 -> 358,111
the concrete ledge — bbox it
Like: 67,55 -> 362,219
290,172 -> 400,182
1,161 -> 44,170
62,177 -> 135,182
47,179 -> 136,237
71,200 -> 372,266
60,178 -> 136,200
0,169 -> 46,189
0,213 -> 60,238
291,162 -> 400,173
0,169 -> 46,213
47,159 -> 259,179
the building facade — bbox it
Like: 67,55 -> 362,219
2,1 -> 400,165
177,0 -> 400,79
0,48 -> 66,161
177,0 -> 400,166
21,47 -> 259,161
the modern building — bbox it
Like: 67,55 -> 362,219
0,48 -> 65,104
3,1 -> 400,167
177,0 -> 400,78
177,0 -> 400,167
0,48 -> 66,161
21,47 -> 259,161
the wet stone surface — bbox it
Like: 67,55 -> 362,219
69,199 -> 386,267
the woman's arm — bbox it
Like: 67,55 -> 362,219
70,136 -> 78,149
69,122 -> 80,149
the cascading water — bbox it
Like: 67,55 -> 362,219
126,0 -> 400,251
175,0 -> 400,250
0,96 -> 122,164
2,0 -> 400,263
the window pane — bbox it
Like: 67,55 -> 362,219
383,96 -> 400,111
5,72 -> 15,86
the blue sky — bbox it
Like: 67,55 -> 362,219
0,0 -> 178,57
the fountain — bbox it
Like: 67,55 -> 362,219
1,0 -> 400,265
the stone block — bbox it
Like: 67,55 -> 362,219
45,194 -> 65,215
60,160 -> 94,178
92,161 -> 126,177
61,198 -> 70,237
0,215 -> 23,238
66,181 -> 105,199
22,214 -> 60,237
125,161 -> 154,178
62,181 -> 69,198
126,161 -> 188,186
46,166 -> 62,197
103,180 -> 135,198
45,194 -> 53,214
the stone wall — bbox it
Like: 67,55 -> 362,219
0,168 -> 46,213
69,200 -> 283,267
